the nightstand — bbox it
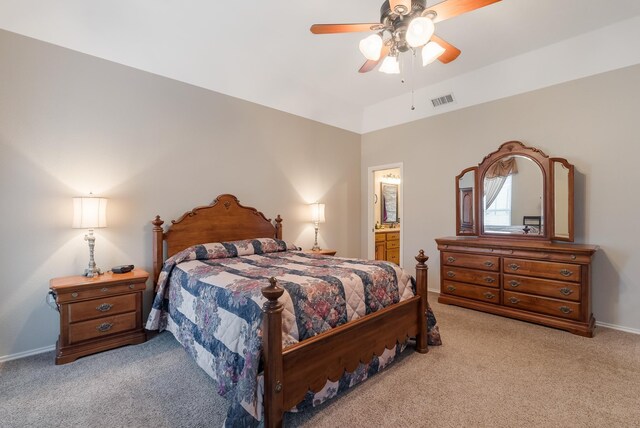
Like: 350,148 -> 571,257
304,249 -> 337,256
49,268 -> 149,365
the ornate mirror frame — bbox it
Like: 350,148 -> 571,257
456,141 -> 575,242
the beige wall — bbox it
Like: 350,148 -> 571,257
0,30 -> 361,359
362,63 -> 640,332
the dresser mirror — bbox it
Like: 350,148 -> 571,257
456,141 -> 575,241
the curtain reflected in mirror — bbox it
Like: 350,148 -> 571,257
381,183 -> 398,224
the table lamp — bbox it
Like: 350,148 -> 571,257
309,202 -> 325,251
73,194 -> 108,278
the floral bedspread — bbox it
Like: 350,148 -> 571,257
146,238 -> 441,426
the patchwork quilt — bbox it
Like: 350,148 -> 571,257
146,238 -> 441,426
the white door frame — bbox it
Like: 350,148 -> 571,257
367,162 -> 404,266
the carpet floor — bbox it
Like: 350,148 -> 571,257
2,293 -> 639,427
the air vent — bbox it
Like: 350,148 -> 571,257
431,93 -> 455,108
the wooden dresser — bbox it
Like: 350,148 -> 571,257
49,269 -> 148,364
375,230 -> 400,264
436,237 -> 598,337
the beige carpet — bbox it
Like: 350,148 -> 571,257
287,292 -> 640,427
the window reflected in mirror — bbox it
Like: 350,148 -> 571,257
457,169 -> 475,234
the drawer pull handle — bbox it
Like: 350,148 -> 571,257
101,287 -> 109,293
96,303 -> 113,312
484,261 -> 494,267
559,287 -> 573,296
129,284 -> 135,289
97,322 -> 113,332
483,292 -> 495,299
509,280 -> 521,288
484,277 -> 495,284
446,285 -> 456,292
559,269 -> 573,277
447,256 -> 456,263
509,297 -> 520,304
508,263 -> 520,271
71,292 -> 79,298
446,271 -> 455,278
559,306 -> 573,314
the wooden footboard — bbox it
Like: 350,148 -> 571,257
262,250 -> 429,427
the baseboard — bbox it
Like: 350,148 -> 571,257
430,288 -> 639,335
0,344 -> 55,363
595,321 -> 640,335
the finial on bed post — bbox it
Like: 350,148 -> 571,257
275,215 -> 283,240
152,216 -> 164,288
262,277 -> 285,428
415,250 -> 429,354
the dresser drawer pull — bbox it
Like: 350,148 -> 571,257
484,277 -> 495,284
71,292 -> 79,298
484,261 -> 494,267
559,306 -> 573,314
559,269 -> 573,277
446,271 -> 455,278
507,263 -> 520,271
96,322 -> 113,332
508,280 -> 521,288
447,256 -> 456,263
96,303 -> 113,312
129,284 -> 135,289
509,297 -> 520,304
101,287 -> 109,293
483,292 -> 496,299
446,285 -> 456,292
559,287 -> 573,296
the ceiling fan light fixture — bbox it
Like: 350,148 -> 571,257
421,41 -> 446,66
405,17 -> 435,48
379,55 -> 400,74
359,34 -> 383,61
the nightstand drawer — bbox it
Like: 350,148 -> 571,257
56,281 -> 146,303
68,294 -> 137,323
68,312 -> 137,344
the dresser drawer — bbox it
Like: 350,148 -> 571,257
387,248 -> 400,264
442,252 -> 499,271
68,312 -> 138,344
56,281 -> 146,303
68,293 -> 138,323
442,267 -> 499,288
503,258 -> 581,282
503,275 -> 581,302
442,281 -> 499,304
386,239 -> 400,249
503,291 -> 581,320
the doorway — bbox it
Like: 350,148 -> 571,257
367,163 -> 403,266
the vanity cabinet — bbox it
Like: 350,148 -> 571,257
375,231 -> 400,264
439,141 -> 598,337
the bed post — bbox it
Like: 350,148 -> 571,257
275,215 -> 283,240
262,277 -> 285,428
415,250 -> 429,354
152,215 -> 164,288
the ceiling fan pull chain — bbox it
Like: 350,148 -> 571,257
411,50 -> 416,110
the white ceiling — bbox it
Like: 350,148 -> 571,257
1,0 -> 640,133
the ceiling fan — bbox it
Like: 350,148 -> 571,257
310,0 -> 501,74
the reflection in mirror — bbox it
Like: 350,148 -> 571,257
554,161 -> 571,239
483,155 -> 544,235
458,170 -> 475,234
381,183 -> 399,224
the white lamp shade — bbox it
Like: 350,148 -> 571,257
421,41 -> 446,66
379,55 -> 400,74
310,203 -> 325,224
406,17 -> 435,48
73,197 -> 108,228
359,34 -> 383,61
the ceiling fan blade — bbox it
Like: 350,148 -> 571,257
431,35 -> 461,63
429,0 -> 501,24
358,45 -> 390,73
390,0 -> 412,14
310,23 -> 381,34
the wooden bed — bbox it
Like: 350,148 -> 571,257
151,194 -> 429,427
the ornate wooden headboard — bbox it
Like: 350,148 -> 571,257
151,194 -> 282,284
